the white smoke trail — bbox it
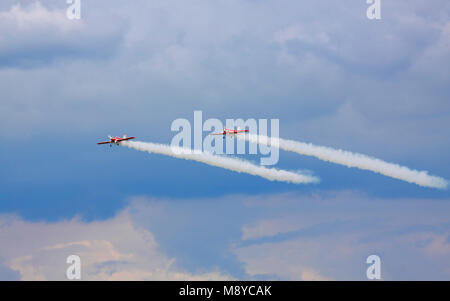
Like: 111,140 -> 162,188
237,134 -> 448,189
121,141 -> 319,185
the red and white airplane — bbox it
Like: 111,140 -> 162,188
97,135 -> 135,146
210,127 -> 249,137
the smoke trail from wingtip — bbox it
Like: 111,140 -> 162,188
237,134 -> 448,189
121,141 -> 319,185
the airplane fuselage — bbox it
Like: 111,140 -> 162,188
97,135 -> 136,146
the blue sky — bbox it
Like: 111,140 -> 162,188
0,0 -> 449,280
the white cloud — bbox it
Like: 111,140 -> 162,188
0,2 -> 77,31
1,191 -> 450,280
234,191 -> 450,280
0,209 -> 232,280
0,0 -> 448,172
0,1 -> 125,68
274,24 -> 330,45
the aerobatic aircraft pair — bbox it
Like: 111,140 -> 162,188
97,128 -> 248,146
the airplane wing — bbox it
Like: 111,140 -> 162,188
97,141 -> 111,145
235,130 -> 249,133
119,137 -> 135,141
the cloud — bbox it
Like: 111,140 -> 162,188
0,1 -> 448,281
0,0 -> 447,175
0,260 -> 20,281
0,0 -> 448,281
1,191 -> 450,280
0,209 -> 232,280
0,2 -> 126,68
233,191 -> 450,280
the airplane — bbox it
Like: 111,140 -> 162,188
97,134 -> 135,147
210,127 -> 249,138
